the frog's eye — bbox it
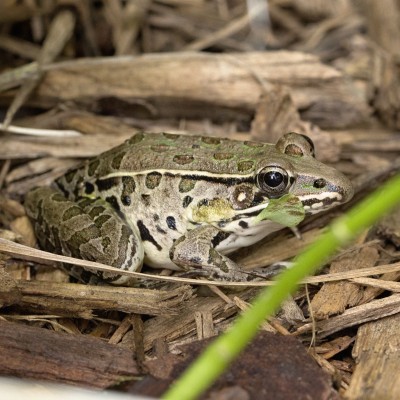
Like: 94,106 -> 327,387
256,166 -> 291,197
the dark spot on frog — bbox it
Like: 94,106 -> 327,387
121,177 -> 135,206
85,182 -> 95,195
179,177 -> 196,193
151,144 -> 170,153
153,214 -> 160,221
96,177 -> 120,192
173,154 -> 194,165
237,160 -> 254,172
213,152 -> 234,160
166,216 -> 177,230
111,151 -> 126,169
145,172 -> 162,189
87,205 -> 107,219
141,194 -> 151,206
198,199 -> 209,207
137,220 -> 162,251
122,176 -> 136,194
121,195 -> 131,206
163,132 -> 179,140
211,231 -> 230,248
250,192 -> 267,207
182,195 -> 193,208
105,195 -> 120,212
201,136 -> 221,145
239,220 -> 249,229
94,214 -> 112,228
62,206 -> 82,222
244,141 -> 263,148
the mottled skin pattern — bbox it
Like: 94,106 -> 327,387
25,132 -> 354,284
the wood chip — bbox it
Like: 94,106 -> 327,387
310,246 -> 380,318
346,314 -> 400,399
297,294 -> 400,339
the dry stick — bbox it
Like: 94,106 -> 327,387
2,10 -> 76,128
0,34 -> 41,59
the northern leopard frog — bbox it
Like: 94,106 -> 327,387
25,132 -> 353,284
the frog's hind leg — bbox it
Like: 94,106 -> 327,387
25,187 -> 143,285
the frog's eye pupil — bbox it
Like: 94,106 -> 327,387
264,171 -> 283,188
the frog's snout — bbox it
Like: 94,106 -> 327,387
335,173 -> 354,204
339,175 -> 354,203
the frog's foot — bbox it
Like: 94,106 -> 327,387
170,225 -> 250,281
25,187 -> 143,285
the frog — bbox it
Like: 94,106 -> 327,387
24,132 -> 354,284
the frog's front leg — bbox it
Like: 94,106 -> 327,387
25,187 -> 143,285
170,225 -> 249,281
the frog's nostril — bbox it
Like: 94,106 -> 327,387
313,178 -> 326,189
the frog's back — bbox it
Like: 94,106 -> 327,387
92,132 -> 274,177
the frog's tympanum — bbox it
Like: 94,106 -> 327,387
25,132 -> 353,284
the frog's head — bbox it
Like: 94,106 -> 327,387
190,132 -> 353,232
254,132 -> 354,217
